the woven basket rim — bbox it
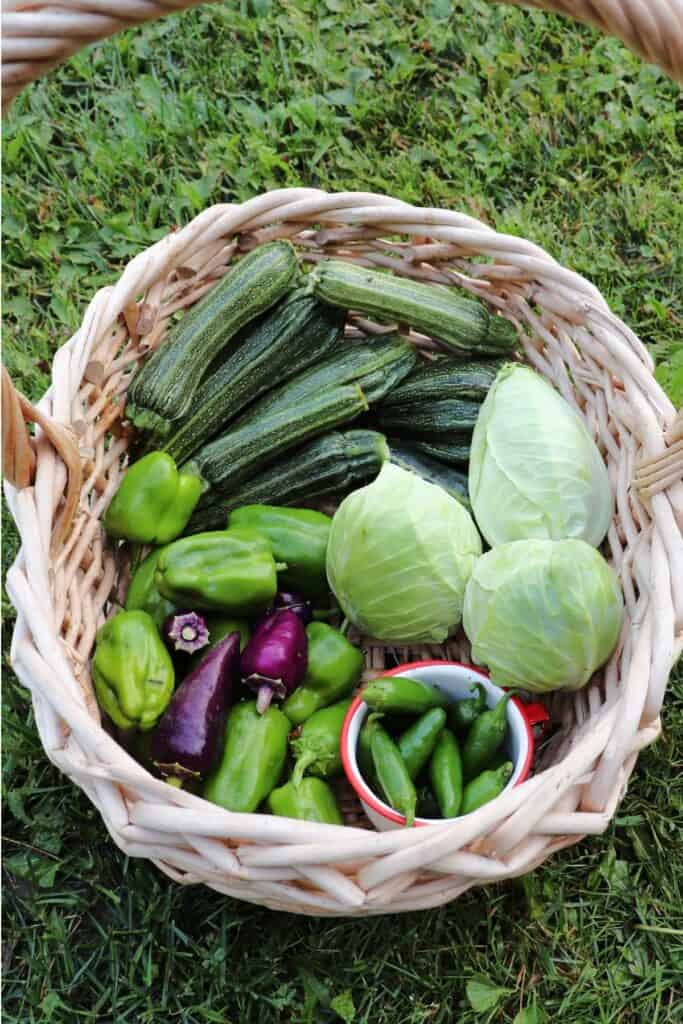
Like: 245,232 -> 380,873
6,187 -> 683,915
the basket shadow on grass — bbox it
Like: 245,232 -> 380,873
3,512 -> 682,1024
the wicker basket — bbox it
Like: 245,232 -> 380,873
3,1 -> 682,917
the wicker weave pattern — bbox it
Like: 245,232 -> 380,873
3,0 -> 683,110
5,189 -> 682,914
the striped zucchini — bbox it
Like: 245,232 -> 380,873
389,443 -> 470,507
310,260 -> 517,356
163,290 -> 345,464
380,359 -> 501,407
127,241 -> 299,441
398,438 -> 471,465
187,385 -> 369,501
373,397 -> 481,439
187,430 -> 389,532
186,335 -> 415,503
235,333 -> 417,424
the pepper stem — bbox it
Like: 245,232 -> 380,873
256,684 -> 274,714
291,751 -> 316,788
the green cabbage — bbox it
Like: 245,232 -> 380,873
463,539 -> 623,693
326,463 -> 482,643
468,364 -> 612,548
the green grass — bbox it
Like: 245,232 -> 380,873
2,1 -> 682,1021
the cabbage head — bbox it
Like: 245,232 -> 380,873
326,463 -> 482,643
463,538 -> 623,693
469,364 -> 612,547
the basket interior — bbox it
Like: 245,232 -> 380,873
52,218 -> 645,822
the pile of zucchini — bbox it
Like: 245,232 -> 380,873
127,241 -> 516,528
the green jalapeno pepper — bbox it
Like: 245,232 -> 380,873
370,724 -> 416,827
187,615 -> 250,672
104,451 -> 202,544
362,676 -> 448,715
92,610 -> 175,731
448,683 -> 487,736
155,528 -> 279,614
397,707 -> 447,781
125,546 -> 176,627
461,762 -> 513,814
228,505 -> 332,597
290,698 -> 352,786
267,777 -> 343,824
282,622 -> 363,725
202,700 -> 290,812
429,728 -> 463,818
357,713 -> 382,793
462,693 -> 512,781
486,749 -> 510,772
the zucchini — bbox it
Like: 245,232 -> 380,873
187,430 -> 389,531
163,290 -> 345,464
389,443 -> 470,508
236,333 -> 417,424
380,359 -> 501,407
310,260 -> 517,356
127,241 -> 299,441
373,397 -> 481,439
188,385 -> 369,501
398,438 -> 471,465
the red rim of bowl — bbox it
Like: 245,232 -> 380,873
341,659 -> 535,827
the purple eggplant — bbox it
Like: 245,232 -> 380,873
162,610 -> 209,654
240,609 -> 307,714
149,631 -> 240,785
267,590 -> 313,625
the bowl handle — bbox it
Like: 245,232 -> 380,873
518,699 -> 551,737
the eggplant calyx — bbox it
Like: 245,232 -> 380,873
245,672 -> 287,714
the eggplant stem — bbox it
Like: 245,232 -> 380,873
256,685 -> 274,714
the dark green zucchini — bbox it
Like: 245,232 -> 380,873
398,438 -> 471,465
373,397 -> 481,439
389,443 -> 470,507
235,333 -> 417,425
380,359 -> 501,407
127,241 -> 299,441
310,260 -> 517,356
187,430 -> 389,532
163,290 -> 345,464
187,385 -> 369,500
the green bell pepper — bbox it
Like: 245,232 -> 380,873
92,610 -> 175,731
290,698 -> 352,786
155,528 -> 279,614
125,546 -> 176,627
202,700 -> 290,812
228,505 -> 332,597
281,622 -> 364,726
267,777 -> 343,824
104,451 -> 202,544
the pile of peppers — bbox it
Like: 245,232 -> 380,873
93,453 -> 365,824
95,450 -> 517,827
357,677 -> 514,824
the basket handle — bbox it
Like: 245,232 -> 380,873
1,0 -> 682,109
